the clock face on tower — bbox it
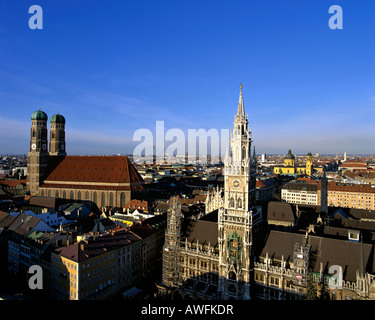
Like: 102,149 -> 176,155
61,144 -> 64,150
31,143 -> 36,150
42,144 -> 47,151
232,179 -> 241,189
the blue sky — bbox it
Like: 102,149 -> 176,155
0,0 -> 374,156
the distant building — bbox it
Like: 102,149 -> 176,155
256,178 -> 276,202
317,182 -> 375,211
281,181 -> 319,206
273,150 -> 313,176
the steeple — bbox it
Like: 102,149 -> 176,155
237,83 -> 245,118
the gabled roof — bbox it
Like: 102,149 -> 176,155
331,207 -> 349,219
266,201 -> 295,223
42,156 -> 143,190
182,218 -> 218,247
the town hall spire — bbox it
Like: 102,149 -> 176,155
237,83 -> 245,118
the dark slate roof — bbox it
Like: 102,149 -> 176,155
182,219 -> 218,247
200,209 -> 218,222
259,230 -> 375,282
266,201 -> 295,223
282,181 -> 317,192
28,196 -> 60,209
12,215 -> 41,236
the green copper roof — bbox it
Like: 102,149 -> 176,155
285,149 -> 295,159
31,109 -> 48,121
50,113 -> 66,124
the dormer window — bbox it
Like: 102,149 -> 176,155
348,230 -> 360,242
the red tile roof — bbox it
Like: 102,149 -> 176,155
0,179 -> 27,187
41,156 -> 143,190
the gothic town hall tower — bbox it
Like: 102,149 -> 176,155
218,84 -> 260,299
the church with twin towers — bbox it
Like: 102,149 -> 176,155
159,84 -> 262,299
26,110 -> 144,209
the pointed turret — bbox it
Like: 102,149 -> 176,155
237,83 -> 245,118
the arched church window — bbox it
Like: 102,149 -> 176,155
70,191 -> 74,199
229,272 -> 236,281
62,190 -> 66,199
85,191 -> 89,200
77,191 -> 81,200
101,192 -> 105,207
93,192 -> 97,204
120,192 -> 125,207
229,198 -> 234,208
242,147 -> 246,159
237,198 -> 242,209
55,190 -> 59,198
109,193 -> 113,207
32,129 -> 35,137
40,190 -> 44,197
47,190 -> 51,197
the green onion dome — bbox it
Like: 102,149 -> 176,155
50,113 -> 66,124
31,109 -> 48,121
285,149 -> 295,159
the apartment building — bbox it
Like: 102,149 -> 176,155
51,229 -> 141,300
317,182 -> 375,211
281,181 -> 318,206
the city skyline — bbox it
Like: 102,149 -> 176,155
1,1 -> 374,156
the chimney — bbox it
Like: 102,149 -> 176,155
80,242 -> 85,252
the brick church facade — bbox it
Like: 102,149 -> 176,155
26,110 -> 143,209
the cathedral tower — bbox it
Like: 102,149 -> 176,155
27,109 -> 50,195
218,84 -> 259,300
49,113 -> 66,156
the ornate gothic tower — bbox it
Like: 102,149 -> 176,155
49,113 -> 66,156
218,84 -> 259,300
27,109 -> 50,195
162,196 -> 183,289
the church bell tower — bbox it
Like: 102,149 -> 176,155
27,109 -> 50,195
49,113 -> 66,156
218,84 -> 259,300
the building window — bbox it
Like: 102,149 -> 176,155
109,193 -> 114,207
120,192 -> 126,207
101,192 -> 105,207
